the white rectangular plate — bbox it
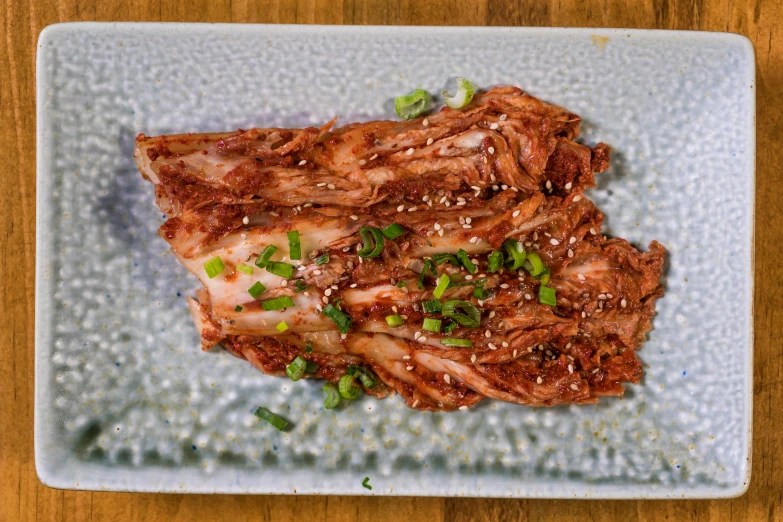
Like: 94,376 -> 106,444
36,23 -> 755,498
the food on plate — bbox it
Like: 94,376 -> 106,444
135,85 -> 665,412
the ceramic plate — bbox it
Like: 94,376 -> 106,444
35,23 -> 755,498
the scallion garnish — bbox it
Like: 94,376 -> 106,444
357,227 -> 385,258
473,283 -> 487,300
362,477 -> 372,490
432,253 -> 460,266
422,318 -> 442,333
323,383 -> 340,409
539,285 -> 557,306
266,261 -> 294,279
396,280 -> 407,288
386,314 -> 404,327
347,365 -> 377,388
262,295 -> 295,311
247,281 -> 267,299
236,263 -> 254,275
440,338 -> 473,347
381,223 -> 406,240
338,374 -> 361,400
305,361 -> 319,374
441,300 -> 481,328
433,274 -> 451,298
323,303 -> 352,333
305,340 -> 314,353
395,88 -> 430,120
442,78 -> 475,109
502,239 -> 526,270
287,230 -> 301,260
487,250 -> 504,272
539,266 -> 551,286
254,406 -> 288,430
276,321 -> 289,332
234,305 -> 243,312
204,256 -> 225,279
443,321 -> 458,334
254,245 -> 277,268
457,249 -> 477,274
523,252 -> 544,276
418,258 -> 435,289
286,355 -> 307,381
315,253 -> 330,265
294,279 -> 309,292
422,299 -> 442,313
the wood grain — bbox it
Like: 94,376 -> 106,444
1,1 -> 780,520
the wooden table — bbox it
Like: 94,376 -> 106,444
1,1 -> 780,520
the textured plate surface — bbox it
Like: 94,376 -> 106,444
35,23 -> 755,498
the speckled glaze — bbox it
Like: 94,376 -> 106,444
35,23 -> 754,498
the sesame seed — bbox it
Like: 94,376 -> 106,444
581,311 -> 586,318
466,217 -> 472,224
242,216 -> 249,225
490,122 -> 499,130
406,148 -> 414,155
545,232 -> 551,237
397,205 -> 405,212
573,195 -> 582,202
621,299 -> 627,308
590,228 -> 597,235
570,384 -> 579,391
607,294 -> 613,299
545,350 -> 553,356
418,336 -> 427,343
412,400 -> 419,407
488,343 -> 497,350
434,223 -> 441,230
463,224 -> 471,229
499,284 -> 510,289
477,299 -> 484,306
593,368 -> 600,374
358,159 -> 366,166
331,284 -> 338,290
469,237 -> 477,244
568,249 -> 574,258
459,216 -> 465,224
406,366 -> 414,371
569,237 -> 576,245
482,330 -> 490,338
298,159 -> 307,166
315,305 -> 322,312
533,232 -> 539,240
525,294 -> 532,300
349,283 -> 357,288
408,207 -> 417,212
459,405 -> 468,411
350,215 -> 358,220
550,238 -> 560,246
499,114 -> 507,121
402,355 -> 410,360
422,195 -> 429,202
426,231 -> 434,237
444,374 -> 451,384
492,185 -> 499,191
511,187 -> 519,192
343,247 -> 350,252
465,274 -> 473,280
400,315 -> 408,319
471,354 -> 477,363
577,274 -> 586,281
327,184 -> 336,190
512,210 -> 521,218
322,296 -> 329,304
488,146 -> 495,154
438,230 -> 444,236
488,311 -> 496,319
426,138 -> 434,145
565,182 -> 573,190
439,196 -> 447,204
598,294 -> 607,300
423,119 -> 429,126
370,154 -> 379,161
414,331 -> 421,339
546,181 -> 552,190
240,233 -> 247,240
324,288 -> 332,297
501,184 -> 508,190
536,377 -> 543,384
446,201 -> 452,207
568,364 -> 574,374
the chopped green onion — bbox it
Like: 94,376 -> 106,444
234,305 -> 243,312
440,338 -> 473,347
262,296 -> 295,311
254,406 -> 288,430
422,318 -> 442,333
381,223 -> 406,240
305,340 -> 314,353
347,365 -> 377,388
286,355 -> 307,381
473,283 -> 487,300
386,315 -> 404,327
204,256 -> 225,279
362,477 -> 372,490
276,321 -> 289,332
247,281 -> 267,299
443,321 -> 458,334
433,274 -> 451,298
315,253 -> 330,265
254,245 -> 278,268
323,383 -> 340,409
323,303 -> 352,333
236,263 -> 254,275
442,78 -> 475,109
396,280 -> 407,288
432,253 -> 460,266
539,266 -> 551,286
418,258 -> 435,289
447,275 -> 487,289
523,252 -> 545,276
266,261 -> 294,279
287,230 -> 301,260
457,249 -> 477,274
338,374 -> 361,400
422,299 -> 442,313
294,279 -> 309,292
305,361 -> 319,374
539,285 -> 557,306
442,300 -> 481,328
487,250 -> 504,272
357,227 -> 385,258
502,239 -> 526,270
395,88 -> 430,120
